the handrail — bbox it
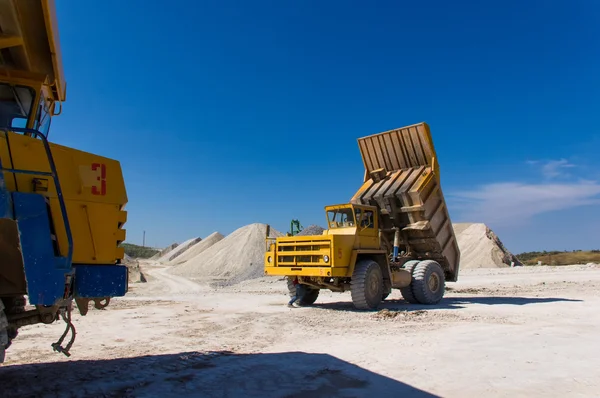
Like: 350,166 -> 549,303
0,127 -> 73,267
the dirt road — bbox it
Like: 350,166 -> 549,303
1,262 -> 599,397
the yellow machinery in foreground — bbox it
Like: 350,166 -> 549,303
0,0 -> 128,363
265,122 -> 460,309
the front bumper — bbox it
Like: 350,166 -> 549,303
264,266 -> 348,278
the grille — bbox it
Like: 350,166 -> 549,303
276,239 -> 331,266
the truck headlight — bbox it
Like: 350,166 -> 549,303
323,255 -> 329,263
268,256 -> 272,263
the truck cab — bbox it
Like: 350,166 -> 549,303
326,204 -> 377,233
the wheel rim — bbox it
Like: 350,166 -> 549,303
428,272 -> 440,293
366,268 -> 382,303
369,274 -> 379,294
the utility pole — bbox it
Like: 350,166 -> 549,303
143,231 -> 146,248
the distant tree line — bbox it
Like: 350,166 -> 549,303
120,243 -> 159,259
516,250 -> 600,265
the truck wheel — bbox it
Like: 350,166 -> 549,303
300,288 -> 319,305
399,260 -> 420,304
351,259 -> 384,310
411,260 -> 445,305
286,277 -> 297,299
0,301 -> 8,364
287,277 -> 319,305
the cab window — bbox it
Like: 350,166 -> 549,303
327,208 -> 355,228
0,83 -> 35,129
361,210 -> 375,228
356,208 -> 375,229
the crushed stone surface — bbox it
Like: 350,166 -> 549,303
3,264 -> 600,398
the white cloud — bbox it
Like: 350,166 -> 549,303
530,158 -> 576,179
450,180 -> 600,226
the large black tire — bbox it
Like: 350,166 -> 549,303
286,277 -> 319,306
300,288 -> 319,305
411,260 -> 445,304
399,260 -> 420,304
351,259 -> 384,310
0,300 -> 8,364
286,277 -> 296,299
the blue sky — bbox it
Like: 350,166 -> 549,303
52,0 -> 600,253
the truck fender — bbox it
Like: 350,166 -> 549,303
351,250 -> 391,293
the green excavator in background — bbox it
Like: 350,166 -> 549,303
287,220 -> 303,236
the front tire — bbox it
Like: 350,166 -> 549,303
286,277 -> 319,305
300,288 -> 319,305
351,259 -> 384,310
411,260 -> 445,304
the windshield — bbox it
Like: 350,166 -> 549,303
327,208 -> 356,228
0,83 -> 35,130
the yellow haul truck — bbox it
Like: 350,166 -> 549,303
265,122 -> 460,310
0,0 -> 128,363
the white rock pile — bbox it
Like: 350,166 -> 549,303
150,243 -> 178,260
167,232 -> 224,266
156,237 -> 202,263
170,223 -> 283,286
453,223 -> 522,269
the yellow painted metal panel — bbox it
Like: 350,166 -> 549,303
0,132 -> 16,192
6,132 -> 127,264
8,132 -> 127,204
264,266 -> 349,278
277,250 -> 329,257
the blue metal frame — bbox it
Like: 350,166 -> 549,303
73,265 -> 128,298
13,192 -> 71,305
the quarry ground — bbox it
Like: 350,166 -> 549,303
2,263 -> 600,398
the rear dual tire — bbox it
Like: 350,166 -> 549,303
400,260 -> 445,305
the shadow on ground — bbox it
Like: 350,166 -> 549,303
312,296 -> 583,312
0,351 -> 438,398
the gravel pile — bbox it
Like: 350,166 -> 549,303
167,232 -> 225,266
170,223 -> 283,286
296,225 -> 325,236
453,223 -> 522,268
150,243 -> 178,260
156,237 -> 202,263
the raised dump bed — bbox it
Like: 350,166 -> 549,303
350,122 -> 460,281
